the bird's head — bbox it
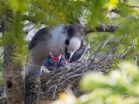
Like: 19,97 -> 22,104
64,23 -> 85,62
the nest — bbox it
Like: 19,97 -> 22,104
25,54 -> 124,104
25,38 -> 128,104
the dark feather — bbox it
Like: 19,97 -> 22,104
28,28 -> 48,49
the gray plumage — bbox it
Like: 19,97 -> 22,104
28,24 -> 85,66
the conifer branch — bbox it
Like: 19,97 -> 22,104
23,15 -> 118,33
23,15 -> 39,24
86,25 -> 118,33
127,5 -> 139,8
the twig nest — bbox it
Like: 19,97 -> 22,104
25,54 -> 124,104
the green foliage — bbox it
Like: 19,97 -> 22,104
0,0 -> 139,79
53,62 -> 139,104
1,12 -> 28,65
79,62 -> 139,104
0,0 -> 125,65
1,0 -> 139,103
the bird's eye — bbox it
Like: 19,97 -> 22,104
65,39 -> 69,46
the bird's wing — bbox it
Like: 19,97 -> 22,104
28,28 -> 49,50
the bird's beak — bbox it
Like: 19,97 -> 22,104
49,51 -> 62,62
65,51 -> 74,63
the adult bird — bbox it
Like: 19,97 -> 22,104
28,23 -> 85,67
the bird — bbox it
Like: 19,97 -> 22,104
28,23 -> 85,67
42,51 -> 67,68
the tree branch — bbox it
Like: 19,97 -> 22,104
127,4 -> 139,8
0,24 -> 4,33
0,26 -> 2,33
86,25 -> 118,33
23,14 -> 118,34
22,15 -> 39,24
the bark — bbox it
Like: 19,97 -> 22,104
2,12 -> 24,104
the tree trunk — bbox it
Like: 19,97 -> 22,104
2,12 -> 24,104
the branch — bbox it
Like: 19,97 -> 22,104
127,4 -> 139,8
0,24 -> 4,33
23,14 -> 119,34
86,25 -> 118,33
0,26 -> 2,33
89,38 -> 110,64
22,15 -> 40,24
0,51 -> 4,58
23,15 -> 48,25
